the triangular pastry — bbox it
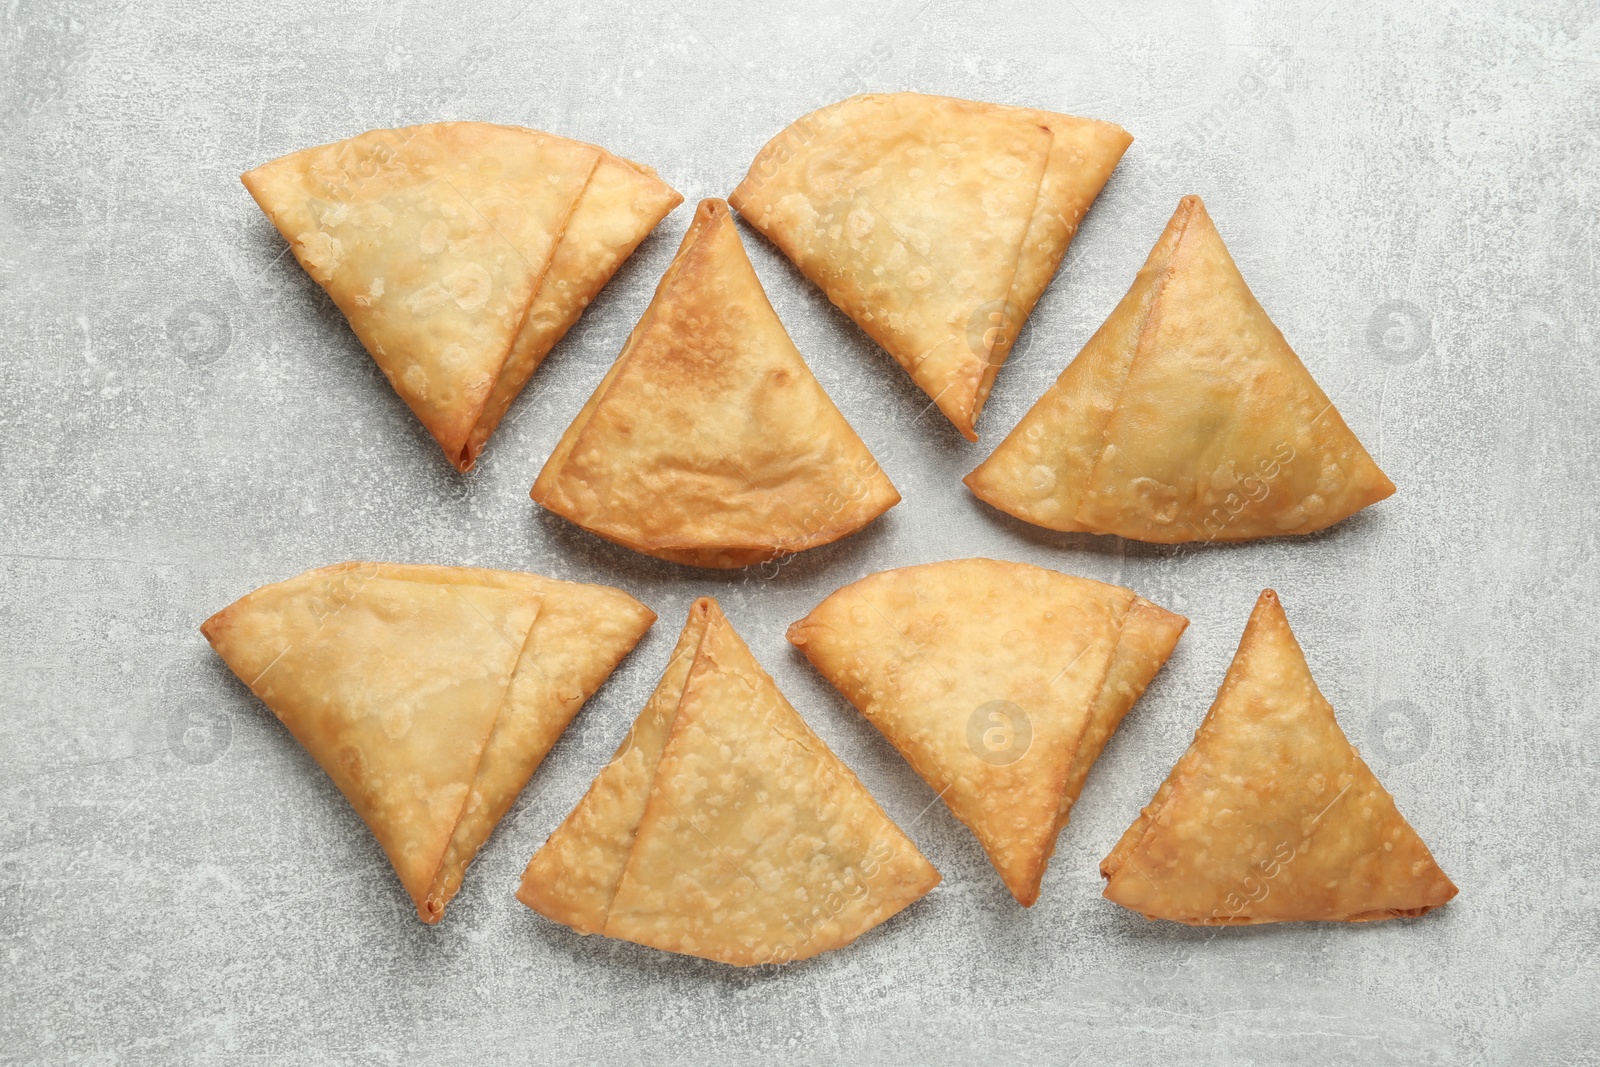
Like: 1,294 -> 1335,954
786,559 -> 1185,905
730,93 -> 1131,440
966,195 -> 1395,541
1101,590 -> 1457,924
201,562 -> 654,922
518,598 -> 940,965
531,198 -> 899,568
243,122 -> 680,471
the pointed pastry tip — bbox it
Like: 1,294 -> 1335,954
1100,587 -> 1456,924
531,198 -> 897,567
966,193 -> 1393,542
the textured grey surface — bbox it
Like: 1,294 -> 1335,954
2,0 -> 1597,1063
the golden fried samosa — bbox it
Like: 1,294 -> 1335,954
518,598 -> 940,965
966,195 -> 1395,541
1101,590 -> 1457,924
532,199 -> 899,568
731,93 -> 1131,440
243,122 -> 680,471
786,559 -> 1185,906
200,562 -> 654,922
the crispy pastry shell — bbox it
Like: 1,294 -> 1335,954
532,199 -> 898,568
243,123 -> 679,470
519,598 -> 940,965
201,562 -> 653,922
1100,590 -> 1457,924
786,558 -> 1184,905
966,195 -> 1395,541
732,93 -> 1130,439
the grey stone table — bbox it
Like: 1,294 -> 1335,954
2,1 -> 1595,1063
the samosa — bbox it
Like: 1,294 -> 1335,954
532,198 -> 899,568
200,562 -> 654,922
519,597 -> 940,965
731,93 -> 1131,440
243,122 -> 681,471
787,559 -> 1185,906
1101,589 -> 1457,924
966,195 -> 1395,541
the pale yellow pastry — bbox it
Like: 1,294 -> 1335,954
731,93 -> 1131,440
1101,589 -> 1457,924
966,195 -> 1395,541
532,198 -> 899,569
242,122 -> 680,471
200,562 -> 654,922
786,559 -> 1185,905
519,597 -> 940,965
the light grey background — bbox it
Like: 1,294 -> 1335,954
2,0 -> 1596,1063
